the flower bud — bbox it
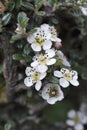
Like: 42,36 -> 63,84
55,42 -> 62,49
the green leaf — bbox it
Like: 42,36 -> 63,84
22,1 -> 34,11
52,0 -> 57,4
29,28 -> 37,34
15,0 -> 22,8
0,64 -> 3,74
22,54 -> 32,62
10,34 -> 24,43
23,44 -> 31,55
47,76 -> 59,84
2,13 -> 12,25
17,12 -> 29,28
7,1 -> 15,11
35,0 -> 43,10
13,54 -> 23,61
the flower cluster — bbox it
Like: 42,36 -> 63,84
22,24 -> 79,104
66,103 -> 87,130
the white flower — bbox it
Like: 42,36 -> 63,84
56,50 -> 71,67
66,110 -> 87,130
41,24 -> 62,42
24,67 -> 46,91
80,103 -> 87,116
80,7 -> 87,16
54,68 -> 79,88
27,27 -> 52,52
31,49 -> 56,73
41,83 -> 64,104
15,24 -> 26,34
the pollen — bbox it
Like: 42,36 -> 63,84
35,36 -> 44,45
32,72 -> 39,81
64,73 -> 72,81
49,89 -> 57,97
39,55 -> 46,63
73,116 -> 81,123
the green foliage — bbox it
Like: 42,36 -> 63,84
47,76 -> 59,84
10,34 -> 24,43
7,0 -> 15,11
4,120 -> 15,130
0,64 -> 3,74
12,53 -> 24,61
21,1 -> 34,11
2,13 -> 12,25
45,101 -> 74,123
17,12 -> 29,28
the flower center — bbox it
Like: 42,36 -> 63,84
64,73 -> 72,81
73,116 -> 81,123
32,72 -> 39,81
49,88 -> 57,97
39,55 -> 47,63
35,36 -> 44,45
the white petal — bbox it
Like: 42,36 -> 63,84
39,72 -> 47,80
77,112 -> 87,124
47,98 -> 57,104
25,67 -> 31,76
31,61 -> 39,67
70,80 -> 79,86
54,70 -> 63,78
31,43 -> 41,52
56,37 -> 62,42
59,78 -> 69,88
57,50 -> 64,58
41,24 -> 49,30
74,124 -> 84,130
70,70 -> 78,80
63,60 -> 71,67
45,49 -> 55,58
37,64 -> 48,73
66,119 -> 75,126
51,37 -> 62,42
61,68 -> 70,74
46,58 -> 56,65
68,110 -> 76,118
57,88 -> 64,101
82,116 -> 87,124
27,34 -> 35,43
43,40 -> 52,50
42,87 -> 49,100
24,77 -> 33,87
35,81 -> 42,91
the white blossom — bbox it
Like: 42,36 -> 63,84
27,27 -> 52,52
31,49 -> 56,73
41,24 -> 62,42
80,103 -> 87,116
41,83 -> 64,104
54,68 -> 79,88
66,110 -> 87,130
24,67 -> 46,91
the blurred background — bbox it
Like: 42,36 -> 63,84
0,0 -> 87,130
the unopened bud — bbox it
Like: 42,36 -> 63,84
55,42 -> 62,49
